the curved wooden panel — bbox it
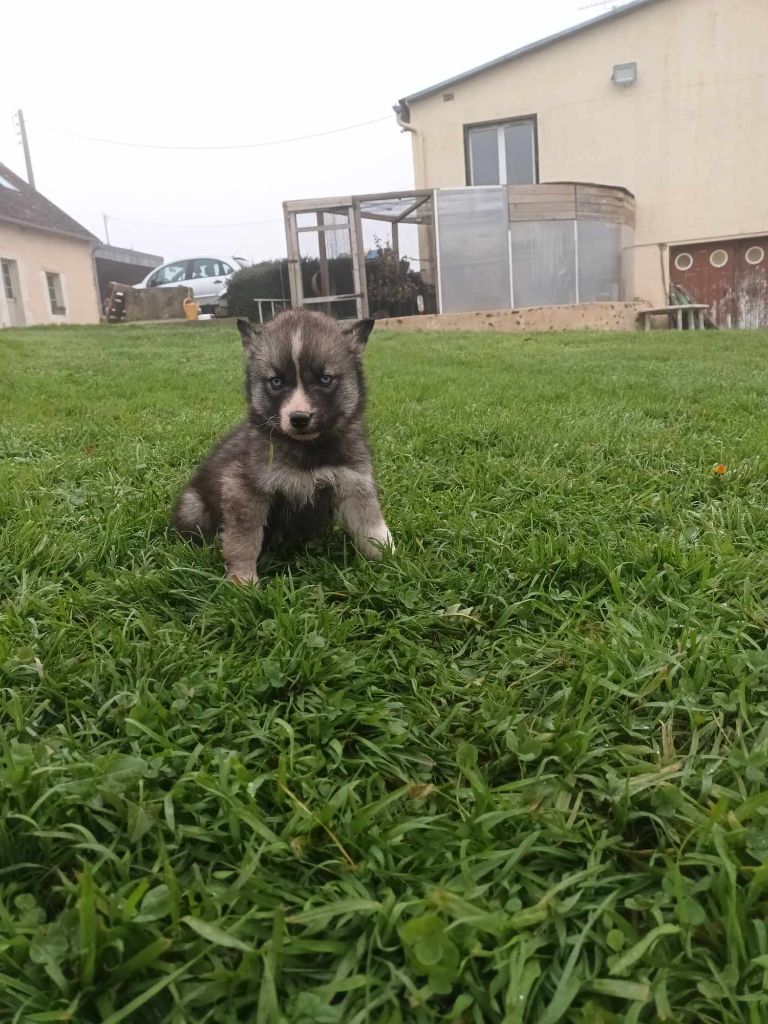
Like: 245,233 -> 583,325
507,182 -> 635,226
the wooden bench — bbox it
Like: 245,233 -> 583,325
639,304 -> 709,331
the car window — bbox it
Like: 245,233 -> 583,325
191,258 -> 229,279
152,261 -> 189,285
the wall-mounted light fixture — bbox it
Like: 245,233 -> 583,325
612,62 -> 638,87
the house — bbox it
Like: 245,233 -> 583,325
0,162 -> 101,328
395,0 -> 768,327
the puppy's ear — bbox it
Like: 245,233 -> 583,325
342,318 -> 375,353
237,319 -> 263,354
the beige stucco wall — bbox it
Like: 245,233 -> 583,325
406,0 -> 768,305
0,223 -> 100,328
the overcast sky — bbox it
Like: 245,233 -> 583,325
0,0 -> 613,264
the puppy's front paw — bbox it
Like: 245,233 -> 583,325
380,526 -> 395,555
227,568 -> 259,586
360,523 -> 395,559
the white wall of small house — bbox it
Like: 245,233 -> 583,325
405,0 -> 768,306
0,223 -> 100,328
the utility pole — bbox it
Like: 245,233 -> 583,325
102,214 -> 111,245
15,109 -> 35,190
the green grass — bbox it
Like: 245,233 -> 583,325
2,320 -> 768,1024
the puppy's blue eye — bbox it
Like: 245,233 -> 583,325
268,376 -> 283,390
319,374 -> 334,387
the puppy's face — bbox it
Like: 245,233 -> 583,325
238,311 -> 374,441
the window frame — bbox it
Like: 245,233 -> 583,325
464,114 -> 539,187
45,271 -> 66,316
149,260 -> 192,286
745,245 -> 765,266
2,260 -> 15,299
674,252 -> 694,272
191,258 -> 231,280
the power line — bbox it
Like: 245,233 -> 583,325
26,115 -> 391,151
576,1 -> 628,10
106,213 -> 284,229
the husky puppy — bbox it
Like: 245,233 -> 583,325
172,310 -> 394,583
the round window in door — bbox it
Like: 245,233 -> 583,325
710,249 -> 729,268
674,252 -> 693,272
745,246 -> 765,266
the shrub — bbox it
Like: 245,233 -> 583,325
365,240 -> 434,318
224,260 -> 291,317
225,257 -> 356,318
225,246 -> 431,320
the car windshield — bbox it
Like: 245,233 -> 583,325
234,258 -> 248,268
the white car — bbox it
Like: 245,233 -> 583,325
134,255 -> 248,310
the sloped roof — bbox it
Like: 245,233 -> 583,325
398,0 -> 664,110
93,244 -> 162,268
0,162 -> 98,243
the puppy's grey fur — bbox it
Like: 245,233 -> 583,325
172,310 -> 393,583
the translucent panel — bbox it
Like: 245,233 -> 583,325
296,210 -> 350,228
298,231 -> 321,260
333,301 -> 359,320
510,220 -> 576,307
297,219 -> 355,301
468,128 -> 500,186
436,188 -> 510,313
296,212 -> 320,228
299,224 -> 352,262
359,196 -> 431,223
360,199 -> 407,219
504,121 -> 536,185
323,213 -> 351,259
577,220 -> 621,301
325,256 -> 354,296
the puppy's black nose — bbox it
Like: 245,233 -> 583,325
289,411 -> 312,429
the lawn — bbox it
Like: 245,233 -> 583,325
2,321 -> 768,1024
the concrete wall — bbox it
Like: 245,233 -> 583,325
375,302 -> 650,335
405,0 -> 768,305
0,223 -> 100,327
94,257 -> 160,306
122,284 -> 192,321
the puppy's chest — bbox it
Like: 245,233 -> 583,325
264,464 -> 352,507
266,485 -> 334,546
264,466 -> 342,547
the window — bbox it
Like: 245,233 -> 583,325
745,246 -> 765,266
149,261 -> 190,286
46,272 -> 66,315
191,259 -> 233,279
466,117 -> 537,186
2,260 -> 14,299
710,249 -> 729,268
674,252 -> 693,272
